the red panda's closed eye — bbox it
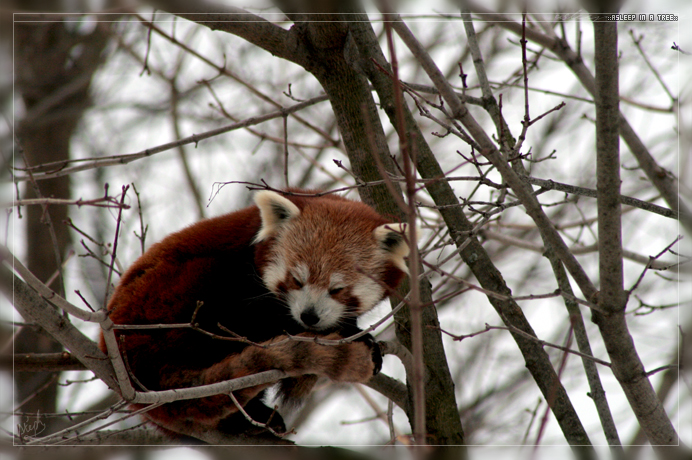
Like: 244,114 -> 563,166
101,188 -> 413,437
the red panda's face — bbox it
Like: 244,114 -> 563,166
253,191 -> 413,330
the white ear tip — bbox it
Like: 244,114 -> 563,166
254,190 -> 300,215
374,223 -> 417,251
374,223 -> 421,242
253,191 -> 300,243
254,190 -> 278,207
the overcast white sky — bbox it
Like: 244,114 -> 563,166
3,0 -> 691,458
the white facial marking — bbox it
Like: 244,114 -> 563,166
329,273 -> 346,291
287,286 -> 345,329
352,276 -> 385,313
262,257 -> 287,292
292,263 -> 310,285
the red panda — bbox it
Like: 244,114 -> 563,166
100,189 -> 412,438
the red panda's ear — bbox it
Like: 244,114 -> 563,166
373,223 -> 418,274
253,191 -> 301,243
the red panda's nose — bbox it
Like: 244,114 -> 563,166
300,308 -> 320,327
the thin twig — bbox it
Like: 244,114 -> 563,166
13,95 -> 331,183
441,323 -> 611,367
519,175 -> 683,221
376,3 -> 428,445
283,114 -> 289,187
3,197 -> 130,209
516,6 -> 531,153
131,183 -> 148,255
532,327 -> 574,453
228,392 -> 291,438
23,400 -> 128,445
629,30 -> 674,101
627,235 -> 683,295
103,185 -> 129,307
135,14 -> 337,145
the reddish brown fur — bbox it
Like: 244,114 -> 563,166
99,190 -> 406,437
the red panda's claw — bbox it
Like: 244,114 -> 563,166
371,340 -> 382,376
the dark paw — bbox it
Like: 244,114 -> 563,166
371,340 -> 382,375
335,320 -> 361,338
355,333 -> 382,376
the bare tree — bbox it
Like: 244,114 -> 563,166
9,0 -> 112,438
1,0 -> 689,459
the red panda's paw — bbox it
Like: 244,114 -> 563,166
353,333 -> 382,376
326,335 -> 381,383
276,332 -> 380,383
325,341 -> 382,383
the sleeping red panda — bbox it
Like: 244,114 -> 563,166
100,189 -> 412,438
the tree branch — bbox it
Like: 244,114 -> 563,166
593,18 -> 625,316
364,373 -> 409,413
0,264 -> 119,392
351,5 -> 593,452
13,95 -> 329,183
6,352 -> 85,372
519,175 -> 685,221
481,228 -> 679,271
146,0 -> 307,66
590,15 -> 681,454
466,2 -> 692,235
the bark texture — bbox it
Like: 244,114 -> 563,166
13,12 -> 110,434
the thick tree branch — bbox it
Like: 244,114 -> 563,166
389,9 -> 686,453
333,5 -> 470,447
350,5 -> 593,453
146,0 -> 308,66
466,2 -> 692,235
1,245 -> 136,400
387,12 -> 604,452
437,20 -> 617,451
365,373 -> 409,412
593,19 -> 625,316
389,7 -> 600,303
2,248 -> 105,323
0,264 -> 119,392
457,10 -> 673,454
590,17 -> 681,455
548,255 -> 624,453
